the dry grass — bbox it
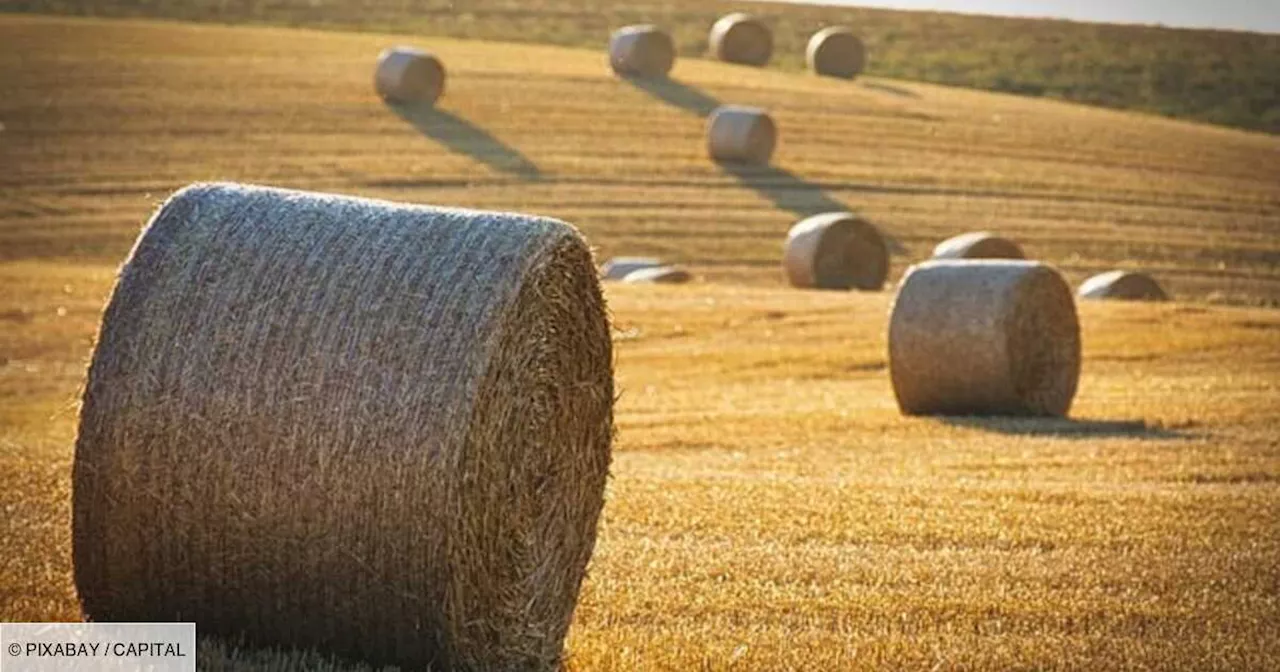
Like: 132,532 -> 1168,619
1,14 -> 1278,670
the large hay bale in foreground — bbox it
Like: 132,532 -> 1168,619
709,12 -> 773,66
601,256 -> 662,280
933,231 -> 1025,260
609,25 -> 676,78
374,46 -> 445,104
784,212 -> 888,291
888,260 -> 1080,416
73,183 -> 614,671
623,265 -> 692,284
806,27 -> 867,79
1078,270 -> 1169,301
707,105 -> 776,164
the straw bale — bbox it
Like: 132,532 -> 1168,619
707,105 -> 776,165
784,212 -> 888,290
622,266 -> 692,284
1078,270 -> 1168,301
709,13 -> 773,66
374,46 -> 445,104
888,260 -> 1080,416
932,231 -> 1025,260
72,183 -> 614,671
609,25 -> 676,78
806,27 -> 866,79
601,256 -> 662,280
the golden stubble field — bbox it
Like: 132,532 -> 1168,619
2,13 -> 1279,671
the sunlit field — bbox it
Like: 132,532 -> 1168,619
2,14 -> 1278,670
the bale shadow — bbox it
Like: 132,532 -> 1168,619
940,416 -> 1191,441
860,81 -> 919,98
387,102 -> 541,180
622,75 -> 722,117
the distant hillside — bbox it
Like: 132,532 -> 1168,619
7,0 -> 1279,133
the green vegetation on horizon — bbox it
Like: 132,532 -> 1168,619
8,0 -> 1279,133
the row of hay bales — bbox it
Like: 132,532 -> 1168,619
614,14 -> 868,79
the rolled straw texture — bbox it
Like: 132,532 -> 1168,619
374,46 -> 446,104
72,183 -> 614,671
888,260 -> 1081,416
601,256 -> 662,280
1078,270 -> 1169,301
806,27 -> 866,79
622,266 -> 692,284
784,212 -> 888,290
609,25 -> 676,77
932,231 -> 1025,260
707,105 -> 777,165
709,13 -> 773,66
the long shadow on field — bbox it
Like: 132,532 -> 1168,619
388,102 -> 541,180
623,75 -> 904,253
940,416 -> 1191,441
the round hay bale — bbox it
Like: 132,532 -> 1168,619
72,183 -> 614,671
709,12 -> 773,67
784,212 -> 888,291
609,25 -> 676,78
707,105 -> 776,165
601,256 -> 662,280
932,231 -> 1025,260
622,265 -> 692,284
1078,270 -> 1169,302
806,26 -> 866,79
374,46 -> 445,104
888,260 -> 1081,416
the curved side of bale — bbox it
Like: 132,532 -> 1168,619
1078,270 -> 1169,301
609,25 -> 676,78
888,260 -> 1080,416
375,46 -> 446,104
72,183 -> 614,671
623,265 -> 692,284
601,256 -> 662,280
932,231 -> 1025,260
707,105 -> 776,165
806,27 -> 866,80
709,12 -> 773,66
784,212 -> 888,290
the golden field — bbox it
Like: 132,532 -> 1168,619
2,14 -> 1279,670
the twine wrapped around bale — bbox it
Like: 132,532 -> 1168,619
888,260 -> 1081,416
609,25 -> 676,78
623,266 -> 692,284
707,105 -> 776,165
709,12 -> 773,66
932,231 -> 1025,260
374,46 -> 446,104
806,27 -> 867,80
1078,270 -> 1169,302
72,183 -> 614,671
784,212 -> 888,291
601,256 -> 662,280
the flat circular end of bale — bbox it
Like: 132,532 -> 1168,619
806,26 -> 866,79
375,46 -> 446,104
609,24 -> 676,78
72,183 -> 613,671
601,256 -> 663,280
707,105 -> 776,165
784,212 -> 888,290
622,265 -> 692,284
709,12 -> 773,66
888,260 -> 1080,417
932,231 -> 1025,260
1078,270 -> 1169,301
